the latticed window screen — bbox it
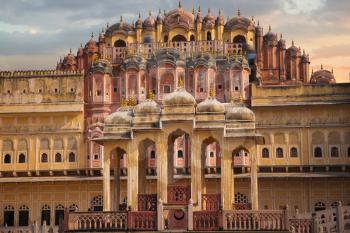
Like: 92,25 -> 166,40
90,195 -> 103,211
234,192 -> 249,204
19,205 -> 29,226
41,204 -> 51,225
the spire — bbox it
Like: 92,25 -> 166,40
106,22 -> 109,28
91,32 -> 94,38
198,5 -> 201,13
321,64 -> 323,70
138,12 -> 141,18
292,40 -> 294,46
268,25 -> 271,32
219,9 -> 222,15
237,8 -> 241,17
149,10 -> 151,16
280,33 -> 283,39
120,15 -> 123,23
332,67 -> 334,74
69,48 -> 72,53
80,42 -> 83,48
159,8 -> 161,14
192,6 -> 195,14
312,68 -> 314,74
208,8 -> 211,15
178,1 -> 182,8
239,93 -> 244,103
251,15 -> 254,21
257,20 -> 260,26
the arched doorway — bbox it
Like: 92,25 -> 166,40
190,35 -> 195,41
207,31 -> 212,41
111,147 -> 128,211
172,34 -> 187,42
233,35 -> 246,44
114,39 -> 126,47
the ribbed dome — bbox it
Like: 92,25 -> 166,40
143,12 -> 155,29
134,99 -> 161,114
310,68 -> 336,84
226,104 -> 255,121
163,87 -> 196,106
105,107 -> 133,125
85,34 -> 98,53
197,97 -> 224,113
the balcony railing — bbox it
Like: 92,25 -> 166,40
193,210 -> 222,231
128,211 -> 157,231
104,41 -> 245,63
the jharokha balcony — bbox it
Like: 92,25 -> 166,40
103,40 -> 245,63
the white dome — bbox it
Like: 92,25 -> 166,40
225,104 -> 255,121
197,97 -> 224,113
163,88 -> 196,106
134,99 -> 160,114
105,106 -> 133,125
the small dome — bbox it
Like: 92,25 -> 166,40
135,13 -> 143,28
197,97 -> 224,113
224,10 -> 254,32
143,12 -> 155,30
134,99 -> 161,114
105,106 -> 133,125
226,104 -> 255,121
85,33 -> 98,53
310,68 -> 336,84
203,9 -> 215,26
216,10 -> 224,26
163,87 -> 196,106
287,41 -> 301,56
156,10 -> 164,24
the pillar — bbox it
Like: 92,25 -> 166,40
221,139 -> 234,210
156,133 -> 168,203
191,134 -> 202,207
103,151 -> 111,211
250,148 -> 259,210
127,140 -> 138,210
113,153 -> 120,211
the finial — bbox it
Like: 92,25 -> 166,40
178,1 -> 182,8
127,96 -> 137,106
192,6 -> 195,14
198,5 -> 201,13
257,20 -> 260,26
303,49 -> 305,55
121,97 -> 127,107
164,10 -> 166,15
120,15 -> 123,22
102,27 -> 105,33
149,10 -> 151,16
178,77 -> 183,88
239,94 -> 244,103
219,9 -> 222,15
138,12 -> 141,18
321,64 -> 323,70
159,9 -> 161,14
91,32 -> 94,38
69,48 -> 72,53
251,16 -> 254,21
147,90 -> 154,100
80,42 -> 83,47
268,25 -> 271,32
208,8 -> 211,14
106,22 -> 109,28
311,68 -> 314,74
332,67 -> 334,73
209,87 -> 215,97
237,8 -> 241,17
280,33 -> 283,39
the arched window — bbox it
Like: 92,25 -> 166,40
114,39 -> 126,47
69,152 -> 76,162
233,35 -> 246,44
207,31 -> 212,41
209,152 -> 214,157
150,150 -> 156,159
330,146 -> 339,157
314,202 -> 326,211
314,147 -> 322,158
55,204 -> 64,226
18,153 -> 26,163
41,153 -> 48,163
41,204 -> 50,225
69,204 -> 79,212
172,34 -> 186,42
190,35 -> 195,41
91,195 -> 103,211
4,154 -> 11,164
276,147 -> 284,158
290,147 -> 298,158
55,153 -> 62,162
262,148 -> 269,158
177,150 -> 184,158
3,205 -> 15,226
18,205 -> 29,226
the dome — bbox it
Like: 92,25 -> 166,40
156,10 -> 164,24
226,104 -> 255,121
264,28 -> 278,42
164,6 -> 195,31
310,68 -> 336,84
216,10 -> 224,26
134,99 -> 161,114
136,13 -> 143,29
163,87 -> 196,106
63,50 -> 77,65
143,12 -> 155,30
224,10 -> 254,32
287,41 -> 301,56
105,17 -> 133,36
197,96 -> 224,113
85,34 -> 98,53
203,9 -> 215,27
105,106 -> 133,125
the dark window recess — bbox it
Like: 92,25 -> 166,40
114,87 -> 117,93
276,148 -> 284,158
69,152 -> 76,162
210,152 -> 214,157
218,84 -> 222,89
262,148 -> 269,158
3,210 -> 14,226
314,147 -> 322,158
41,153 -> 48,163
55,210 -> 64,226
4,154 -> 11,164
19,211 -> 29,226
19,153 -> 26,163
41,210 -> 50,225
177,150 -> 184,158
150,151 -> 156,159
290,147 -> 298,157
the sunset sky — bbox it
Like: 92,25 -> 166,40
0,0 -> 349,82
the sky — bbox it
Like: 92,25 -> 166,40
0,0 -> 349,82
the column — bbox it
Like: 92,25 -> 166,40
127,140 -> 138,210
157,133 -> 168,203
251,148 -> 259,210
113,153 -> 120,211
103,151 -> 111,211
221,139 -> 234,210
191,134 -> 202,207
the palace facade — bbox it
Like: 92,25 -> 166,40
0,3 -> 349,232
